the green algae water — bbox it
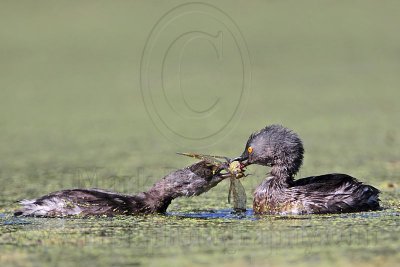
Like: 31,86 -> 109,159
1,1 -> 399,266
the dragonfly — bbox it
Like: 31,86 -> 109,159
177,152 -> 247,212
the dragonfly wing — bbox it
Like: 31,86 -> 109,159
227,178 -> 233,204
231,179 -> 247,211
177,152 -> 224,168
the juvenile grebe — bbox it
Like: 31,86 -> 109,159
235,125 -> 380,215
14,161 -> 227,217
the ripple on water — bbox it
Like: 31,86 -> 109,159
167,209 -> 255,220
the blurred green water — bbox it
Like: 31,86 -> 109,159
0,1 -> 399,267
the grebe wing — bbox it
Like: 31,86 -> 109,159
290,174 -> 380,213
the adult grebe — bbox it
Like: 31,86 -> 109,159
14,161 -> 228,217
235,125 -> 380,215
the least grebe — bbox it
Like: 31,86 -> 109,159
235,125 -> 380,215
15,161 -> 226,217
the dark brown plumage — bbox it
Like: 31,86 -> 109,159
14,161 -> 226,217
237,125 -> 380,215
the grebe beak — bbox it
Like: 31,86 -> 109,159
230,155 -> 249,166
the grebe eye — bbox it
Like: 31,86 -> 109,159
247,147 -> 253,154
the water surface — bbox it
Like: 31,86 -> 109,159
1,1 -> 399,266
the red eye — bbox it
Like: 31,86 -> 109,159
247,147 -> 253,154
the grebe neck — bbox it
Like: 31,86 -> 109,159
270,165 -> 296,186
140,176 -> 183,213
141,162 -> 219,213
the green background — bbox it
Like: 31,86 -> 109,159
1,1 -> 399,267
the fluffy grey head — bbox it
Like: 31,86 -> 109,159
239,125 -> 304,177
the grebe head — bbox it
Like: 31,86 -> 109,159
235,125 -> 304,177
